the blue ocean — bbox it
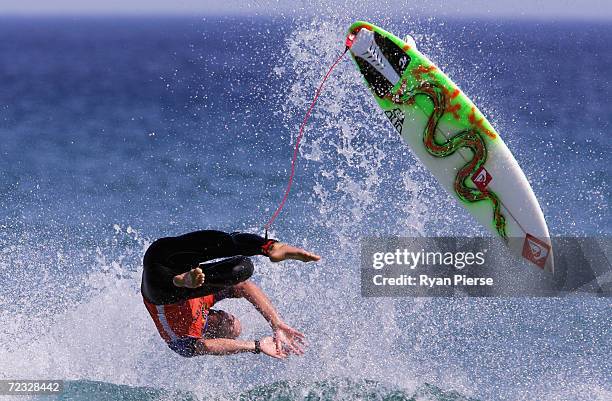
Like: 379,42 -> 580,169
0,14 -> 610,401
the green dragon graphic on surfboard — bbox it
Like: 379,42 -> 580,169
346,21 -> 553,272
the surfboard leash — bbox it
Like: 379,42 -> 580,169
263,38 -> 356,239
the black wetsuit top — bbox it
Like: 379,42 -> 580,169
141,230 -> 269,305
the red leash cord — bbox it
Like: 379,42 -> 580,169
264,47 -> 350,237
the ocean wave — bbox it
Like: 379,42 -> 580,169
45,378 -> 480,401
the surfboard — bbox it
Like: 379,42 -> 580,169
346,21 -> 554,272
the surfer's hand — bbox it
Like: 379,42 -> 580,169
273,322 -> 306,356
267,242 -> 321,263
259,336 -> 287,359
173,267 -> 205,289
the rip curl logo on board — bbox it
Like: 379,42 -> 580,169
384,108 -> 405,135
471,166 -> 492,191
522,234 -> 551,269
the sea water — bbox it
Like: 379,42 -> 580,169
0,15 -> 610,401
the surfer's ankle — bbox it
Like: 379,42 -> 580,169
267,242 -> 286,262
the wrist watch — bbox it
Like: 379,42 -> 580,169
253,339 -> 261,354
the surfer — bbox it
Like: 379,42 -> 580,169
141,230 -> 320,358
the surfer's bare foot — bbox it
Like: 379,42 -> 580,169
173,267 -> 205,288
268,242 -> 321,263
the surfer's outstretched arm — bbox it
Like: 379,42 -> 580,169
233,280 -> 305,356
194,336 -> 286,359
233,280 -> 282,327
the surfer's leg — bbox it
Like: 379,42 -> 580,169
174,256 -> 255,299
